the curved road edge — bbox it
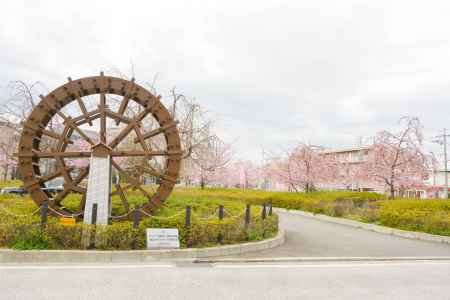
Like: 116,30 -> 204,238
0,230 -> 286,264
275,208 -> 450,244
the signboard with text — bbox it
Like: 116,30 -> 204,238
146,228 -> 180,249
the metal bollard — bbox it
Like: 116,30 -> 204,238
133,206 -> 141,228
91,203 -> 98,224
245,204 -> 251,228
89,203 -> 98,249
185,206 -> 191,227
218,205 -> 224,244
218,205 -> 224,220
40,201 -> 48,231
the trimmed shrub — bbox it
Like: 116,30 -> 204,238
0,210 -> 278,250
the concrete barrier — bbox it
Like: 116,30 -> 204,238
0,230 -> 285,263
277,208 -> 450,244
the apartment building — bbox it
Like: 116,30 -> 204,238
319,146 -> 383,192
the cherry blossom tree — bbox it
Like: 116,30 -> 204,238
238,160 -> 259,189
209,160 -> 259,189
184,135 -> 233,189
266,144 -> 339,192
365,117 -> 430,198
0,124 -> 19,180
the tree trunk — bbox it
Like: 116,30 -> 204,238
390,186 -> 395,199
200,177 -> 205,190
3,165 -> 8,181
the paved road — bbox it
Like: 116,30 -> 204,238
227,210 -> 450,258
2,211 -> 450,299
1,261 -> 449,299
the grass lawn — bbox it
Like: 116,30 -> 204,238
1,181 -> 449,248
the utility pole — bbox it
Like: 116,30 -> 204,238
444,129 -> 448,199
433,129 -> 450,198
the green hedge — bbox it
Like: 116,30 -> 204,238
204,187 -> 449,237
376,200 -> 450,236
0,212 -> 278,250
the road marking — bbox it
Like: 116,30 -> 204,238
197,256 -> 450,263
0,264 -> 175,270
213,262 -> 450,268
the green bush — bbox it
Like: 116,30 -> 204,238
0,209 -> 278,250
377,200 -> 450,236
181,187 -> 449,237
0,184 -> 279,250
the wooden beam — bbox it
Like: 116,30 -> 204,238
114,184 -> 130,211
105,109 -> 133,124
67,77 -> 93,126
111,160 -> 153,200
135,121 -> 178,143
110,184 -> 133,196
134,125 -> 150,153
110,150 -> 183,157
42,129 -> 73,144
75,113 -> 101,126
71,109 -> 100,124
79,192 -> 87,211
37,166 -> 75,183
116,78 -> 135,125
99,94 -> 107,143
53,167 -> 89,204
19,151 -> 91,158
108,107 -> 151,149
139,166 -> 177,184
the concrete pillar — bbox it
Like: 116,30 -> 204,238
84,143 -> 112,225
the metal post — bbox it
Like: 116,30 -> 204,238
218,205 -> 224,220
245,204 -> 251,228
91,203 -> 98,224
40,201 -> 48,231
89,203 -> 98,249
218,205 -> 224,244
185,206 -> 192,248
185,206 -> 191,227
133,206 -> 141,228
262,203 -> 267,219
444,128 -> 448,199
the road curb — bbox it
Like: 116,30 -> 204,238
276,208 -> 450,244
194,256 -> 450,263
0,230 -> 285,263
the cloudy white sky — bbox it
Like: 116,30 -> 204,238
1,0 -> 450,161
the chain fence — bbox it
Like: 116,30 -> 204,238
0,200 -> 274,229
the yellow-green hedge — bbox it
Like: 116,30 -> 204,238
0,213 -> 278,250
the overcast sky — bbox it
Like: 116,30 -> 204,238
1,0 -> 450,162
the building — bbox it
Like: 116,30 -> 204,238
322,146 -> 449,199
319,146 -> 382,192
420,170 -> 450,198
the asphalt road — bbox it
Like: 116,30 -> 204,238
1,261 -> 449,300
2,211 -> 450,299
227,210 -> 450,258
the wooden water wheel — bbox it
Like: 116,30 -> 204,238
17,73 -> 182,219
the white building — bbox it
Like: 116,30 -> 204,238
322,146 -> 449,198
320,146 -> 382,192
